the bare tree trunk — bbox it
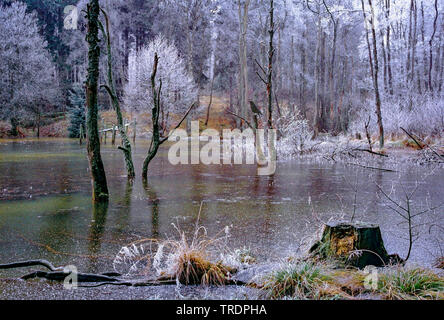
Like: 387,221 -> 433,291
323,1 -> 338,129
100,9 -> 135,181
266,0 -> 274,129
290,35 -> 295,112
313,8 -> 322,138
363,0 -> 384,149
205,77 -> 214,126
205,15 -> 217,126
421,2 -> 428,91
237,0 -> 250,128
85,0 -> 109,202
385,0 -> 394,95
142,54 -> 195,180
300,29 -> 307,118
411,0 -> 418,92
429,0 -> 438,92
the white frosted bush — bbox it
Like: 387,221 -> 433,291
277,109 -> 314,158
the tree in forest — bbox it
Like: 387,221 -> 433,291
141,53 -> 196,181
0,1 -> 59,135
85,0 -> 108,202
99,8 -> 135,180
237,0 -> 251,128
361,0 -> 384,149
124,35 -> 197,133
68,85 -> 86,139
255,0 -> 275,130
0,0 -> 74,103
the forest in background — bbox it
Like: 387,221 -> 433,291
0,0 -> 443,145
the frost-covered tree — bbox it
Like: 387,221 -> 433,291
124,35 -> 197,130
67,85 -> 86,139
0,2 -> 59,134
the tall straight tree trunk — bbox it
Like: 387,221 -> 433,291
385,0 -> 393,94
301,29 -> 307,118
238,0 -> 250,128
363,0 -> 384,149
313,11 -> 322,138
411,0 -> 418,92
407,0 -> 413,84
85,0 -> 109,202
420,2 -> 428,91
429,0 -> 438,92
290,35 -> 295,112
205,15 -> 217,126
266,0 -> 274,129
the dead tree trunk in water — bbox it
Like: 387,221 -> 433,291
99,9 -> 135,181
85,0 -> 109,202
142,53 -> 195,181
142,53 -> 162,181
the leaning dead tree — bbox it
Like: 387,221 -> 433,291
99,9 -> 135,181
85,0 -> 109,202
141,53 -> 195,181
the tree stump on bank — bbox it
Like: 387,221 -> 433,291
309,222 -> 403,268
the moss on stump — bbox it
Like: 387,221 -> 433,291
310,222 -> 402,269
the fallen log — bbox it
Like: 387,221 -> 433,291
353,148 -> 388,157
0,259 -> 248,287
21,271 -> 121,282
0,260 -> 62,272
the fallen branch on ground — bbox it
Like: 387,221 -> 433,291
346,162 -> 396,172
353,148 -> 388,157
21,270 -> 121,282
0,259 -> 249,287
401,127 -> 443,160
0,260 -> 62,272
226,111 -> 254,129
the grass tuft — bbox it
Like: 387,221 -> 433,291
261,261 -> 331,299
114,202 -> 235,286
379,267 -> 444,299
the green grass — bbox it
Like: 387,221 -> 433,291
261,261 -> 331,300
260,261 -> 444,300
379,267 -> 444,299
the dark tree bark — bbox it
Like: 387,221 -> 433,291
237,0 -> 250,129
362,0 -> 384,149
429,0 -> 438,92
85,0 -> 109,202
385,0 -> 394,95
142,54 -> 195,181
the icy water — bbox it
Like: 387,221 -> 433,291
0,138 -> 443,281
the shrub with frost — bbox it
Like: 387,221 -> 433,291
277,109 -> 314,158
350,93 -> 444,139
